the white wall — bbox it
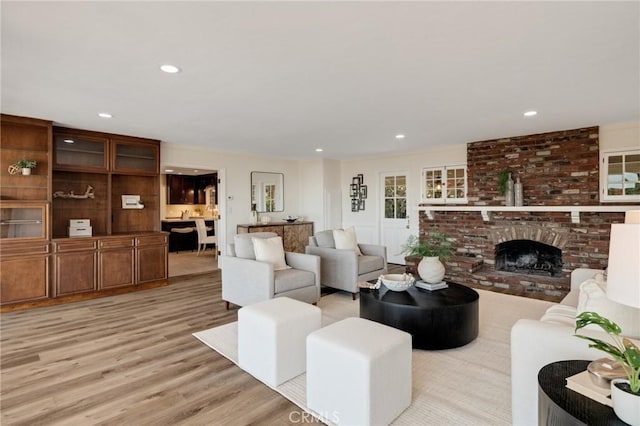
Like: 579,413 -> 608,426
600,121 -> 640,151
340,144 -> 467,243
298,158 -> 343,233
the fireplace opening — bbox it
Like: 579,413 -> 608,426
495,240 -> 562,277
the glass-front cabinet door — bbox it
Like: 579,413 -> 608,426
601,149 -> 640,202
111,139 -> 159,175
0,202 -> 48,240
421,165 -> 467,204
53,132 -> 108,172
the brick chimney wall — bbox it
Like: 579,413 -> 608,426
466,126 -> 600,206
418,126 -> 629,301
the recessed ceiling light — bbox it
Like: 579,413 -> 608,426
165,169 -> 174,173
193,170 -> 199,173
523,110 -> 537,117
64,139 -> 74,144
395,134 -> 405,139
98,112 -> 112,118
160,64 -> 181,73
315,148 -> 323,152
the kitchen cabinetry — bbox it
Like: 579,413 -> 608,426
0,240 -> 50,304
53,130 -> 108,172
166,174 -> 216,205
111,138 -> 159,175
53,239 -> 97,296
98,237 -> 135,289
136,234 -> 168,283
237,221 -> 313,253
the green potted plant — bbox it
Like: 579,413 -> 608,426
401,229 -> 452,283
575,311 -> 640,424
15,159 -> 37,175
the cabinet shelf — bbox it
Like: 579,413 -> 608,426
116,153 -> 155,160
56,147 -> 103,155
1,219 -> 43,225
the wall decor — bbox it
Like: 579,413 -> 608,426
350,174 -> 366,211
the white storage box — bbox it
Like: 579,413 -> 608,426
68,226 -> 92,237
69,219 -> 90,227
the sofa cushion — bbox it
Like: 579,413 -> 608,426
577,279 -> 640,339
253,236 -> 290,271
315,230 -> 335,248
234,232 -> 277,259
274,268 -> 315,293
358,255 -> 384,275
333,227 -> 363,256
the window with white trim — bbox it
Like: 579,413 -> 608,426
421,165 -> 467,204
601,149 -> 640,202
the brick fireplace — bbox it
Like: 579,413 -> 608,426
419,126 -> 631,301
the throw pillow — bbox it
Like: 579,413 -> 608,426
252,236 -> 290,271
234,234 -> 256,259
577,279 -> 640,339
333,226 -> 363,256
314,230 -> 336,248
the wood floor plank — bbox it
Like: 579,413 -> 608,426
0,270 -> 324,425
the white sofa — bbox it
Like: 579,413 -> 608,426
511,268 -> 640,426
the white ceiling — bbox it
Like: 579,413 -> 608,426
2,1 -> 638,160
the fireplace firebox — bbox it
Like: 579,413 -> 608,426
495,240 -> 562,277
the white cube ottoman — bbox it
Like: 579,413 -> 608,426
306,317 -> 412,426
238,297 -> 321,387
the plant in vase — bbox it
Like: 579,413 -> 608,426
575,311 -> 640,425
400,229 -> 452,284
14,159 -> 37,175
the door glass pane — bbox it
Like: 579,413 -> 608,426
384,175 -> 407,219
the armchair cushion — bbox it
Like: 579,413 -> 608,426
274,268 -> 316,293
358,255 -> 385,275
253,236 -> 289,271
333,227 -> 362,255
315,230 -> 335,248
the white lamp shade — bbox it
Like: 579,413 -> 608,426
625,210 -> 640,224
606,223 -> 640,308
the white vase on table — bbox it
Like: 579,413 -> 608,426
417,256 -> 445,284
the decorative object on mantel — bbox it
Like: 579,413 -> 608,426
10,159 -> 37,175
506,172 -> 515,206
350,174 -> 367,212
53,185 -> 95,199
514,176 -> 524,207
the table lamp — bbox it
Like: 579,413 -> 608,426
606,210 -> 640,309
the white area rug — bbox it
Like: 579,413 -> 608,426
193,290 -> 553,425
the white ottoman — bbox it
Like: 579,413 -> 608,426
306,317 -> 412,426
238,297 -> 321,387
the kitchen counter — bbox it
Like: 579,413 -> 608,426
163,217 -> 217,222
161,219 -> 216,252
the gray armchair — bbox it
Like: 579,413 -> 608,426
305,229 -> 387,300
219,232 -> 321,309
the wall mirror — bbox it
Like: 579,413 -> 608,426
251,171 -> 284,212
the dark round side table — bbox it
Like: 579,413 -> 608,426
538,360 -> 625,425
359,282 -> 478,350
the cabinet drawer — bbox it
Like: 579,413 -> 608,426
99,238 -> 135,249
54,239 -> 97,252
0,240 -> 50,257
136,234 -> 167,246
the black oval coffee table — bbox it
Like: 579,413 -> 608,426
359,282 -> 479,350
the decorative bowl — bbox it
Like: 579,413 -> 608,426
378,273 -> 415,292
284,216 -> 298,223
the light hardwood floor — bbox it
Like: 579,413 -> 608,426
0,271 -> 322,425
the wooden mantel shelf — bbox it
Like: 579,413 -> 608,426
416,205 -> 638,224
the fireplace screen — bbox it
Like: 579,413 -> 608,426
495,240 -> 562,277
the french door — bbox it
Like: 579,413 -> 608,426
380,172 -> 411,264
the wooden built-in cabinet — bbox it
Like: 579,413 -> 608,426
0,115 -> 167,307
237,221 -> 314,253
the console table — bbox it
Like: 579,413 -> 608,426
237,221 -> 313,253
538,360 -> 624,425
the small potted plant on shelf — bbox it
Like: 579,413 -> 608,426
400,229 -> 452,284
575,312 -> 640,425
14,159 -> 37,175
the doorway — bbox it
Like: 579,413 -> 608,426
380,172 -> 412,264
